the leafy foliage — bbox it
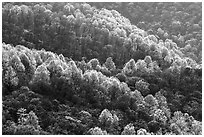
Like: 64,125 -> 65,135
121,123 -> 136,135
2,2 -> 202,135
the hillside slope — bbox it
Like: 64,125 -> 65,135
2,2 -> 202,135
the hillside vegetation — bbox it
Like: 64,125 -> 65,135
2,2 -> 202,135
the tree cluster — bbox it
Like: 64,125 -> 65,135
89,2 -> 202,63
2,2 -> 202,135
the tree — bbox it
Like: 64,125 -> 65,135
10,54 -> 25,72
87,58 -> 100,70
122,59 -> 136,76
29,64 -> 51,95
121,123 -> 135,135
103,57 -> 116,71
144,55 -> 152,65
144,94 -> 159,114
98,109 -> 114,127
135,80 -> 150,96
87,127 -> 108,135
169,111 -> 202,135
137,128 -> 151,135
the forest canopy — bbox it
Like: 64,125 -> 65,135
2,2 -> 202,135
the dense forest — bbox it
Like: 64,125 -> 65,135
2,2 -> 202,135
